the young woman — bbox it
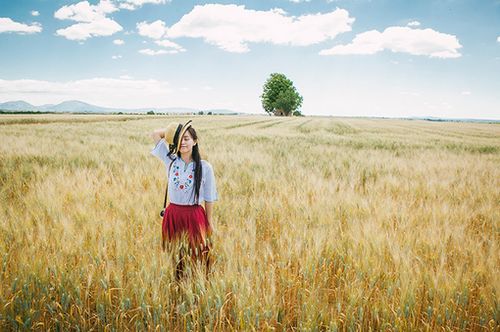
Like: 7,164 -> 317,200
151,120 -> 218,279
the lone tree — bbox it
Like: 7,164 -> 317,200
261,73 -> 303,116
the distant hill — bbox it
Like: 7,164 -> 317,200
0,100 -> 242,115
0,100 -> 120,113
0,100 -> 38,112
40,100 -> 115,113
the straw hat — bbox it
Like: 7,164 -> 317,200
163,120 -> 193,154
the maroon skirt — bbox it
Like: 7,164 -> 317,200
162,203 -> 212,255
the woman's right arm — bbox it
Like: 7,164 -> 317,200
151,128 -> 166,145
150,129 -> 175,168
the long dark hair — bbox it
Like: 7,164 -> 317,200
177,126 -> 202,204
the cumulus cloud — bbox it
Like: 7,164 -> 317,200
137,20 -> 168,39
157,4 -> 354,53
0,17 -> 42,34
497,36 -> 500,42
0,77 -> 173,109
113,39 -> 124,45
54,0 -> 122,40
55,0 -> 117,22
320,26 -> 462,58
118,0 -> 167,10
31,11 -> 40,17
138,48 -> 169,55
55,19 -> 122,40
154,39 -> 186,52
137,21 -> 185,53
407,21 -> 420,27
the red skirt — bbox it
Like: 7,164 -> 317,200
162,203 -> 212,255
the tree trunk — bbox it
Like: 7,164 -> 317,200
274,109 -> 293,116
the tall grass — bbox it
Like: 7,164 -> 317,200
0,115 -> 499,330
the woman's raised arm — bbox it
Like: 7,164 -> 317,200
151,128 -> 166,145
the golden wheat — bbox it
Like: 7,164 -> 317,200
0,114 -> 499,330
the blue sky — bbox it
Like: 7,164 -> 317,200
0,0 -> 499,119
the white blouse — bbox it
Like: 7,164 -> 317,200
151,140 -> 218,205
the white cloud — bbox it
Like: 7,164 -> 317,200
119,75 -> 132,79
138,48 -> 168,55
137,22 -> 187,52
113,39 -> 124,45
137,20 -> 168,39
497,36 -> 500,42
407,21 -> 420,27
288,0 -> 311,2
320,26 -> 462,58
461,91 -> 471,95
161,4 -> 354,53
111,55 -> 122,59
54,0 -> 117,22
31,11 -> 40,17
0,77 -> 173,109
154,39 -> 186,52
54,0 -> 122,40
56,19 -> 122,40
0,17 -> 42,34
118,0 -> 167,10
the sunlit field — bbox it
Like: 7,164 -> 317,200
1,114 -> 499,330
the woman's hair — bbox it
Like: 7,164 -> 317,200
177,126 -> 202,204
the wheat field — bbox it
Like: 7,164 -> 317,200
0,114 -> 499,331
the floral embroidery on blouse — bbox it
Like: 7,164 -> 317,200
171,162 -> 194,191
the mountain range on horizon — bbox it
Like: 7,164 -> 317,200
0,100 -> 240,115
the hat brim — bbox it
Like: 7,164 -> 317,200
173,120 -> 192,154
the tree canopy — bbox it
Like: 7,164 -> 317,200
261,73 -> 303,116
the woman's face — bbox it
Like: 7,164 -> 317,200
179,130 -> 196,155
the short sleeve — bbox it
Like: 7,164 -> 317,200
151,140 -> 175,169
202,162 -> 218,203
